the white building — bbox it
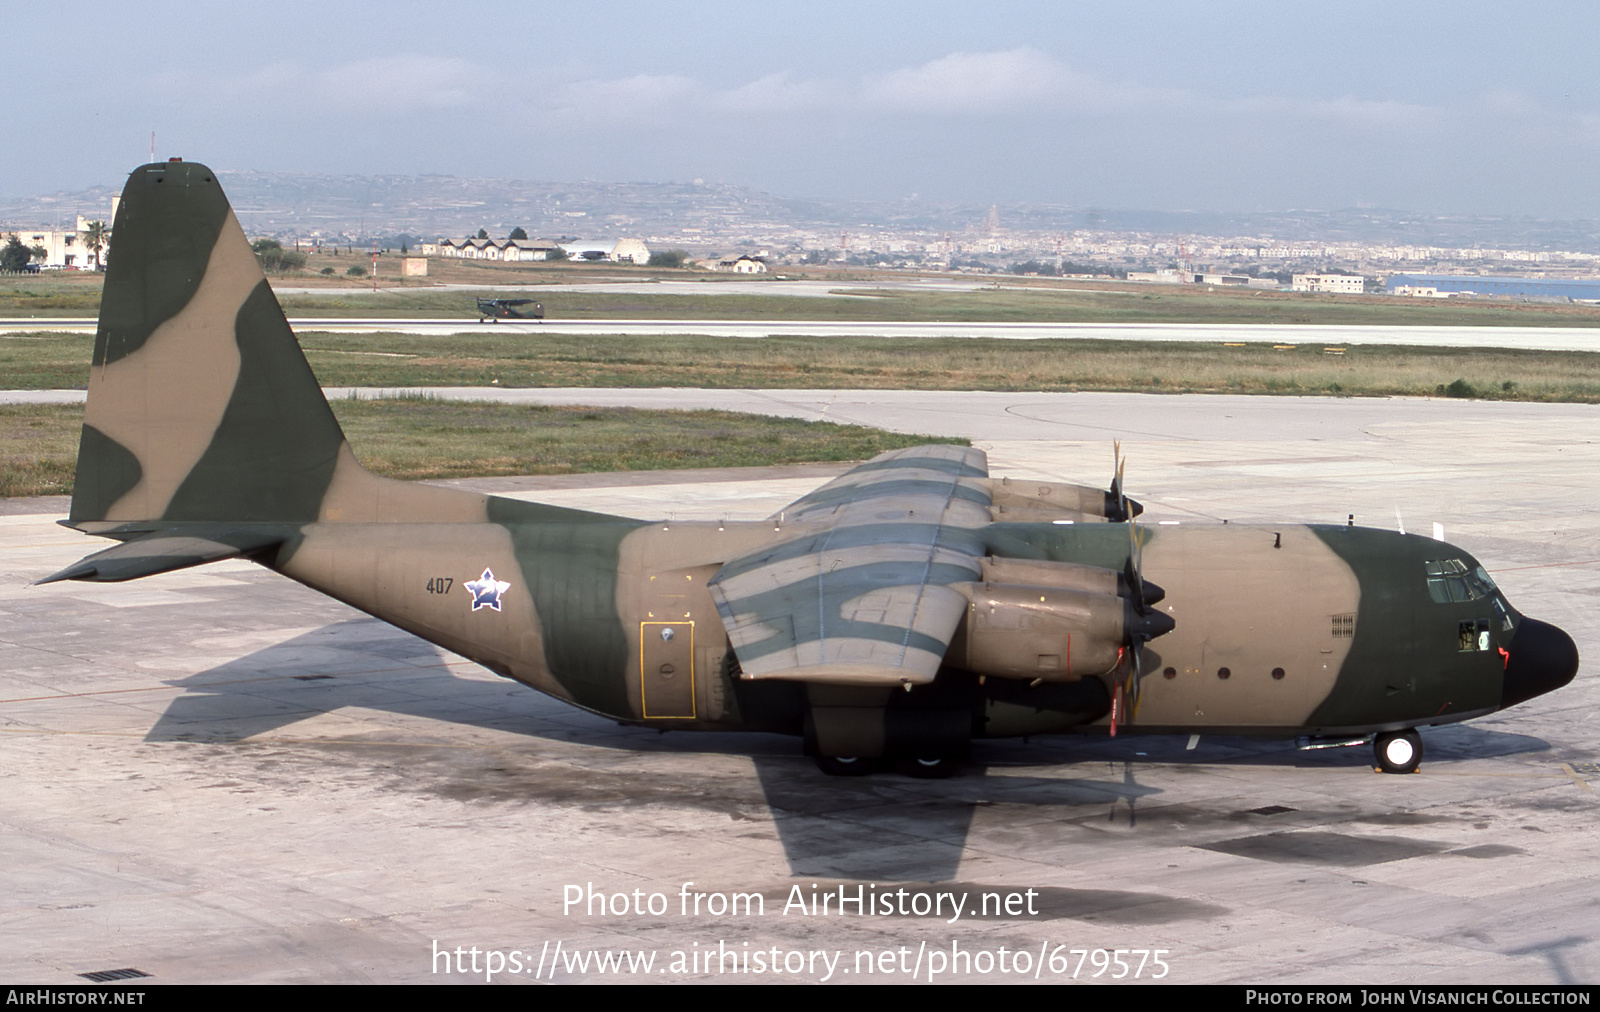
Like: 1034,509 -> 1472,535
715,254 -> 768,273
559,239 -> 652,263
1292,273 -> 1366,294
1127,268 -> 1188,284
437,236 -> 565,261
609,238 -> 650,264
501,238 -> 564,261
2,216 -> 108,269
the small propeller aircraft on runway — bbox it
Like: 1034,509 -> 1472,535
42,162 -> 1579,778
475,297 -> 542,322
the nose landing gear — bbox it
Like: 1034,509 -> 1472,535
1374,729 -> 1423,774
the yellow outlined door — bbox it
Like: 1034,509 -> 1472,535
640,621 -> 696,718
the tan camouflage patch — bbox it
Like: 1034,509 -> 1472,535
87,211 -> 257,521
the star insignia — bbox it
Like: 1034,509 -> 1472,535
464,568 -> 510,612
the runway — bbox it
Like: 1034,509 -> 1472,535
6,316 -> 1600,350
3,391 -> 1598,984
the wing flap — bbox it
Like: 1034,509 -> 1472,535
720,584 -> 971,686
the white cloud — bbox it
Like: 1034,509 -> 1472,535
542,73 -> 704,122
713,72 -> 840,114
862,48 -> 1078,114
147,55 -> 477,116
1222,93 -> 1436,132
303,56 -> 475,110
1481,88 -> 1542,117
1304,95 -> 1433,130
521,48 -> 1149,122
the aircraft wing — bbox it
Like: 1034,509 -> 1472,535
706,445 -> 991,687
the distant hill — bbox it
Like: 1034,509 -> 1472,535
5,169 -> 1600,252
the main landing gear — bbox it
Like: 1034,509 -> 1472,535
813,755 -> 873,777
810,755 -> 963,779
1374,729 -> 1423,774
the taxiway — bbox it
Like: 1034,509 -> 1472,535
6,317 -> 1600,351
2,391 -> 1596,984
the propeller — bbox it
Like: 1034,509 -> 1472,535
1109,455 -> 1175,734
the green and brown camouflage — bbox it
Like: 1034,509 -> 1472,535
43,162 -> 1579,777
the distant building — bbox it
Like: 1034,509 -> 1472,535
1,216 -> 101,269
558,239 -> 651,263
1127,269 -> 1278,287
438,236 -> 564,261
716,254 -> 768,274
1127,268 -> 1188,284
1292,273 -> 1365,294
437,237 -> 493,259
610,238 -> 650,264
501,238 -> 564,261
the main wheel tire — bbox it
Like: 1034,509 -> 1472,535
898,757 -> 962,779
814,755 -> 874,777
1374,730 -> 1423,774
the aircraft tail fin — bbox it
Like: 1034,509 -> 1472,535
70,160 -> 486,529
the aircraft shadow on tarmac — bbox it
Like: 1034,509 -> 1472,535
142,621 -> 1559,886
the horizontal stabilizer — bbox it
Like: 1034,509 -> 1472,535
37,526 -> 289,584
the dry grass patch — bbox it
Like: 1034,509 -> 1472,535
11,328 -> 1600,402
0,399 -> 961,497
0,404 -> 80,497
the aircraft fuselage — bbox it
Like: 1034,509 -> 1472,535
272,516 -> 1565,745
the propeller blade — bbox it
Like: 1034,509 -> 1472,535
1104,441 -> 1144,522
1114,443 -> 1126,519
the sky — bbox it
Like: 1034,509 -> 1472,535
9,1 -> 1600,218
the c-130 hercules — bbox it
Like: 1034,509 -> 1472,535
42,161 -> 1579,778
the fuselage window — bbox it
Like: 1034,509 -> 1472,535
1458,618 -> 1490,652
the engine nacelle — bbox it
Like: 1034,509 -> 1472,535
981,476 -> 1142,523
953,582 -> 1128,682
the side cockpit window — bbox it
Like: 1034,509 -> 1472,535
1425,559 -> 1495,604
1492,593 -> 1513,632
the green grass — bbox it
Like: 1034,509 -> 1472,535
0,280 -> 102,316
11,271 -> 1600,327
0,404 -> 78,497
8,330 -> 1600,402
0,333 -> 95,387
0,400 -> 962,498
179,285 -> 1600,327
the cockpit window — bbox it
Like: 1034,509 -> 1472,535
1425,558 -> 1494,604
1492,594 -> 1513,632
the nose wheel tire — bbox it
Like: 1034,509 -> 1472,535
1374,730 -> 1423,774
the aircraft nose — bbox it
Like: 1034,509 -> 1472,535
1501,617 -> 1579,709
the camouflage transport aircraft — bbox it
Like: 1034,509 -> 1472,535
475,297 -> 542,322
41,161 -> 1579,778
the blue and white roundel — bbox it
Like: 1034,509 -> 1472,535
465,568 -> 510,612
